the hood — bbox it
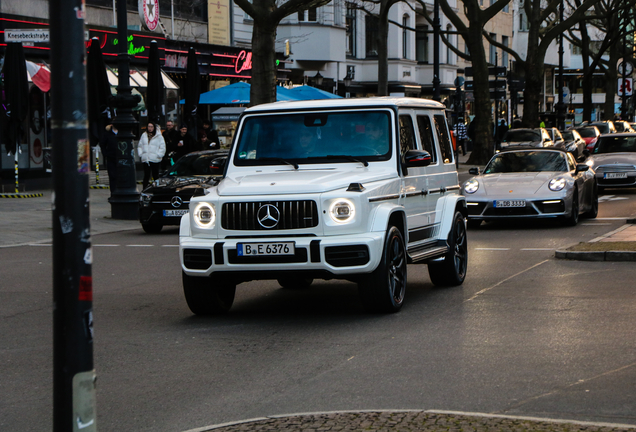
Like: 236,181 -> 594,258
501,141 -> 542,148
218,167 -> 396,196
590,153 -> 636,168
479,172 -> 557,195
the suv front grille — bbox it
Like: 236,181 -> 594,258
221,200 -> 319,230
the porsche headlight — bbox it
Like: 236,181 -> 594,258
549,178 -> 567,191
139,193 -> 151,206
586,159 -> 594,167
329,199 -> 355,223
464,179 -> 479,194
193,202 -> 216,228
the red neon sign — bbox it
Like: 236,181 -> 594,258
235,50 -> 253,74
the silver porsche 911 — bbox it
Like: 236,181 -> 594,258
462,149 -> 599,228
585,133 -> 636,192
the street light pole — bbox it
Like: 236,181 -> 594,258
109,0 -> 141,219
433,0 -> 441,102
556,0 -> 566,130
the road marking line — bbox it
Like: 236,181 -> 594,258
596,218 -> 632,220
466,259 -> 549,302
126,245 -> 154,247
520,248 -> 554,251
589,224 -> 633,242
94,244 -> 119,247
28,244 -> 52,246
581,223 -> 612,226
161,245 -> 179,247
475,248 -> 510,251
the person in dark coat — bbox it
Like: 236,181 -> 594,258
100,124 -> 119,193
161,120 -> 180,169
172,124 -> 197,162
199,120 -> 220,150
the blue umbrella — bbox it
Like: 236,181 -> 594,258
181,82 -> 300,105
288,85 -> 342,100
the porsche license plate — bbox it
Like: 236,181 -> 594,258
163,209 -> 188,217
605,172 -> 628,179
494,200 -> 526,208
237,242 -> 295,256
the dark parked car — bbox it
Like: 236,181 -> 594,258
561,129 -> 587,159
500,128 -> 554,149
574,126 -> 601,152
582,120 -> 616,135
613,120 -> 634,133
545,127 -> 565,149
586,133 -> 636,191
138,150 -> 228,233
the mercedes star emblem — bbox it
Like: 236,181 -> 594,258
257,204 -> 280,229
171,196 -> 183,208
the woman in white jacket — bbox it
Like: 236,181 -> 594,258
138,122 -> 166,189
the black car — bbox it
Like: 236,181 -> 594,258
138,150 -> 228,233
561,129 -> 587,159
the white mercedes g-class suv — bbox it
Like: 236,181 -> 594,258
180,97 -> 467,314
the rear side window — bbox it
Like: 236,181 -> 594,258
399,115 -> 417,158
416,115 -> 437,163
433,114 -> 453,163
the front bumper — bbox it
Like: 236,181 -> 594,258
179,232 -> 386,280
595,172 -> 636,188
139,206 -> 188,226
465,197 -> 568,220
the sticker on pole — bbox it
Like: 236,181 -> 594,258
73,370 -> 97,432
77,139 -> 90,174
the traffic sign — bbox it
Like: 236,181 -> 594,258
464,66 -> 507,77
618,78 -> 633,96
617,60 -> 633,76
465,80 -> 507,90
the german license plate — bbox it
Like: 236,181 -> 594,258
605,172 -> 628,179
163,209 -> 188,217
494,200 -> 526,208
237,242 -> 295,256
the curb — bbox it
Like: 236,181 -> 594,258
555,249 -> 636,262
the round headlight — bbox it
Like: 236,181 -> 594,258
464,179 -> 479,194
193,202 -> 216,228
139,193 -> 151,206
329,199 -> 355,223
586,159 -> 594,167
549,178 -> 567,191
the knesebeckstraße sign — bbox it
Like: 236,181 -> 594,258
138,0 -> 160,32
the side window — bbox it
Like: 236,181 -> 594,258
416,115 -> 437,163
399,115 -> 417,159
433,114 -> 453,163
567,152 -> 577,170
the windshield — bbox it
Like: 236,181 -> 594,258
502,130 -> 541,143
484,151 -> 568,173
166,152 -> 227,176
595,136 -> 636,154
233,110 -> 392,166
591,123 -> 610,134
575,127 -> 597,138
561,131 -> 574,141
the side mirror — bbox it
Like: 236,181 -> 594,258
575,164 -> 589,173
405,149 -> 432,167
468,167 -> 480,175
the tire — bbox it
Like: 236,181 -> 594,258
598,186 -> 605,194
428,211 -> 468,287
182,272 -> 236,315
142,222 -> 163,234
358,225 -> 407,313
583,182 -> 598,219
563,187 -> 580,226
467,219 -> 482,229
278,277 -> 313,289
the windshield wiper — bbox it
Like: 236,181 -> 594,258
325,155 -> 369,166
258,157 -> 299,170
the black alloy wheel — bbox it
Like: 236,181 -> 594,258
182,272 -> 236,315
428,211 -> 468,286
564,187 -> 580,226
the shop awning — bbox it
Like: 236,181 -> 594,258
211,107 -> 246,121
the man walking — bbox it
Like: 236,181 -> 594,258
454,117 -> 468,156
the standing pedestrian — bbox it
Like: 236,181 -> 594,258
453,117 -> 468,156
199,120 -> 220,149
137,122 -> 166,189
162,120 -> 179,169
100,123 -> 119,194
173,124 -> 197,161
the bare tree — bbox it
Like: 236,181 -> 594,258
234,0 -> 333,105
489,0 -> 599,128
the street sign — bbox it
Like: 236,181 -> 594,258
4,29 -> 50,43
618,78 -> 633,96
617,60 -> 633,76
465,80 -> 507,91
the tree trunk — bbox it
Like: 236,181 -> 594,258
250,19 -> 279,106
377,1 -> 393,96
465,24 -> 495,165
603,43 -> 620,120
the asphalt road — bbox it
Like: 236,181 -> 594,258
1,189 -> 636,432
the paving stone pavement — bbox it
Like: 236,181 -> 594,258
186,411 -> 636,432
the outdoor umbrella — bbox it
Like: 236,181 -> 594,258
288,85 -> 342,100
3,43 -> 29,156
145,40 -> 164,125
183,47 -> 200,138
86,37 -> 112,148
185,82 -> 300,105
